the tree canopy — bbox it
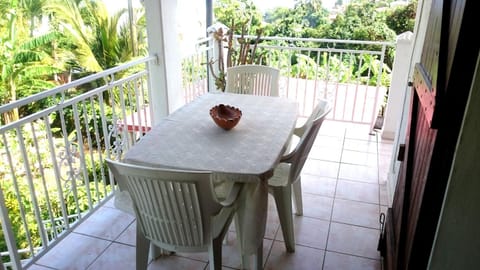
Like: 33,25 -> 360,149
1,0 -> 416,123
214,0 -> 415,41
0,0 -> 146,123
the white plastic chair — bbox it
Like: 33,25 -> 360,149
226,65 -> 280,96
105,159 -> 242,270
268,99 -> 332,252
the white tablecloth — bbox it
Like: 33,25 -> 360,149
124,92 -> 298,254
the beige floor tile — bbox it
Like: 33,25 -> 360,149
26,264 -> 55,270
331,199 -> 380,229
74,206 -> 135,241
115,220 -> 136,246
343,138 -> 378,153
338,163 -> 378,183
378,141 -> 394,156
335,179 -> 379,204
35,233 -> 111,270
318,121 -> 346,137
379,182 -> 390,206
276,216 -> 330,250
341,150 -> 378,167
344,127 -> 376,141
102,196 -> 116,208
265,241 -> 325,270
303,160 -> 340,178
176,232 -> 273,270
310,145 -> 343,162
301,193 -> 334,220
301,174 -> 337,198
327,222 -> 381,259
263,195 -> 281,240
313,135 -> 345,149
323,251 -> 381,270
378,153 -> 393,178
148,255 -> 207,270
87,242 -> 135,270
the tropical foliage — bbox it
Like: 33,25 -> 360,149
0,0 -> 146,260
0,119 -> 112,259
211,0 -> 414,88
213,0 -> 263,35
0,0 -> 147,124
264,0 -> 330,38
386,0 -> 417,35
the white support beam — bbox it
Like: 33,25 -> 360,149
381,31 -> 414,140
143,0 -> 183,124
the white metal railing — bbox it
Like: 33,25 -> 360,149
206,34 -> 395,131
0,56 -> 156,269
0,35 -> 397,269
181,37 -> 212,103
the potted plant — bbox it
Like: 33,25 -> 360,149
207,20 -> 264,92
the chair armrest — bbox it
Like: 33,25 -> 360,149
293,125 -> 306,137
211,173 -> 243,207
279,148 -> 296,164
219,182 -> 243,207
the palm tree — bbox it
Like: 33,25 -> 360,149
0,0 -> 63,123
0,34 -> 64,123
20,0 -> 48,37
45,0 -> 146,72
45,0 -> 104,72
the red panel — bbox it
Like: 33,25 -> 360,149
413,64 -> 435,128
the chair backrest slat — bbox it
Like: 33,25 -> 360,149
289,100 -> 332,183
106,160 -> 223,250
226,65 -> 280,96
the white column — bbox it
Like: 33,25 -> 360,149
386,0 -> 432,205
381,32 -> 414,140
144,0 -> 183,124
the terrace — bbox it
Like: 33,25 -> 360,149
26,121 -> 393,270
0,33 -> 412,269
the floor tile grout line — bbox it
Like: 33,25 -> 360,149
85,241 -> 115,270
321,126 -> 347,270
326,249 -> 383,262
262,227 -> 278,269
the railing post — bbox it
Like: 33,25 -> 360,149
0,187 -> 22,269
381,32 -> 414,140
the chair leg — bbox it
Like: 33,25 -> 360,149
292,177 -> 303,216
271,185 -> 296,252
149,243 -> 171,261
253,240 -> 263,270
208,237 -> 223,270
238,240 -> 263,270
136,225 -> 150,270
235,214 -> 250,269
223,214 -> 236,245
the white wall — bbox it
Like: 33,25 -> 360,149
386,0 -> 431,205
381,31 -> 414,141
144,0 -> 184,124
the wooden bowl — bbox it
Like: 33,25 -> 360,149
209,104 -> 242,130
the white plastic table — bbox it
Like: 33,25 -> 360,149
123,92 -> 298,256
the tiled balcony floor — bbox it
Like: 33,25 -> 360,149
27,121 -> 394,270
